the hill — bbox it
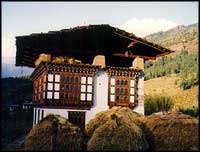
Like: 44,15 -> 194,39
144,74 -> 198,111
1,77 -> 33,105
145,23 -> 198,54
1,57 -> 34,78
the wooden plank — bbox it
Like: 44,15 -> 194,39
114,32 -> 172,54
127,41 -> 138,48
112,53 -> 156,60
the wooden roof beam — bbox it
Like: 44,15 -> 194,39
112,53 -> 156,60
114,32 -> 172,53
127,41 -> 138,48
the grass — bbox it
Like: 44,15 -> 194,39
144,74 -> 198,111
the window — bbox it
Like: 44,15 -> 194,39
130,96 -> 134,103
130,80 -> 134,87
110,78 -> 115,85
43,92 -> 46,99
55,74 -> 60,82
87,85 -> 92,93
109,77 -> 129,102
88,77 -> 93,84
48,74 -> 53,82
110,95 -> 115,101
81,93 -> 85,101
46,74 -> 60,100
81,77 -> 86,84
80,76 -> 93,101
48,83 -> 53,90
81,85 -> 86,92
110,87 -> 115,93
130,79 -> 135,103
54,92 -> 59,99
87,94 -> 92,101
47,92 -> 53,99
54,83 -> 60,91
130,88 -> 134,95
62,75 -> 80,102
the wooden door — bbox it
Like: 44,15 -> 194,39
68,111 -> 85,132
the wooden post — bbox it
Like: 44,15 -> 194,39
51,119 -> 58,151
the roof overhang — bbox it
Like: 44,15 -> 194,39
15,24 -> 173,68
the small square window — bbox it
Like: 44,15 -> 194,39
81,93 -> 85,101
87,94 -> 92,101
110,95 -> 115,101
130,88 -> 134,95
48,74 -> 54,82
81,77 -> 86,84
130,96 -> 134,103
47,92 -> 52,99
110,78 -> 115,85
43,92 -> 46,99
47,83 -> 53,90
130,80 -> 134,87
110,87 -> 115,93
88,77 -> 93,84
81,85 -> 86,92
54,92 -> 59,99
87,85 -> 92,93
54,83 -> 60,91
55,75 -> 60,82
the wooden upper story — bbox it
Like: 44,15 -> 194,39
31,62 -> 143,110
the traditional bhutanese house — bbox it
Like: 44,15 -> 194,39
15,24 -> 172,130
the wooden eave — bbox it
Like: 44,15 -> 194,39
31,62 -> 101,81
16,24 -> 173,68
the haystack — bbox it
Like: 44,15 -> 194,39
143,113 -> 199,151
24,114 -> 83,151
85,106 -> 144,137
86,107 -> 149,151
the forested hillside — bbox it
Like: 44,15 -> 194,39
144,23 -> 198,90
144,50 -> 198,89
145,23 -> 198,53
1,76 -> 33,105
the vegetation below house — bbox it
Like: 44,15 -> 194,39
144,95 -> 174,115
144,74 -> 198,113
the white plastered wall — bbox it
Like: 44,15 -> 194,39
133,72 -> 144,114
33,107 -> 88,125
85,70 -> 109,124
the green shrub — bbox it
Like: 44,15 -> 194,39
179,74 -> 198,90
178,106 -> 199,117
144,95 -> 174,115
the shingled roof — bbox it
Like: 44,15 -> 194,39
15,24 -> 173,68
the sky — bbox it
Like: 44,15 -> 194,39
1,1 -> 199,59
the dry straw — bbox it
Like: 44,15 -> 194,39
24,114 -> 83,151
143,113 -> 199,151
86,106 -> 149,151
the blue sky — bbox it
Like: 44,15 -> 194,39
2,1 -> 198,58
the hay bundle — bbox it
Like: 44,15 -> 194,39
86,107 -> 149,151
24,114 -> 83,151
143,113 -> 199,151
85,106 -> 144,137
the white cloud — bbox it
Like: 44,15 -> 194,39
1,37 -> 16,58
119,18 -> 178,37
